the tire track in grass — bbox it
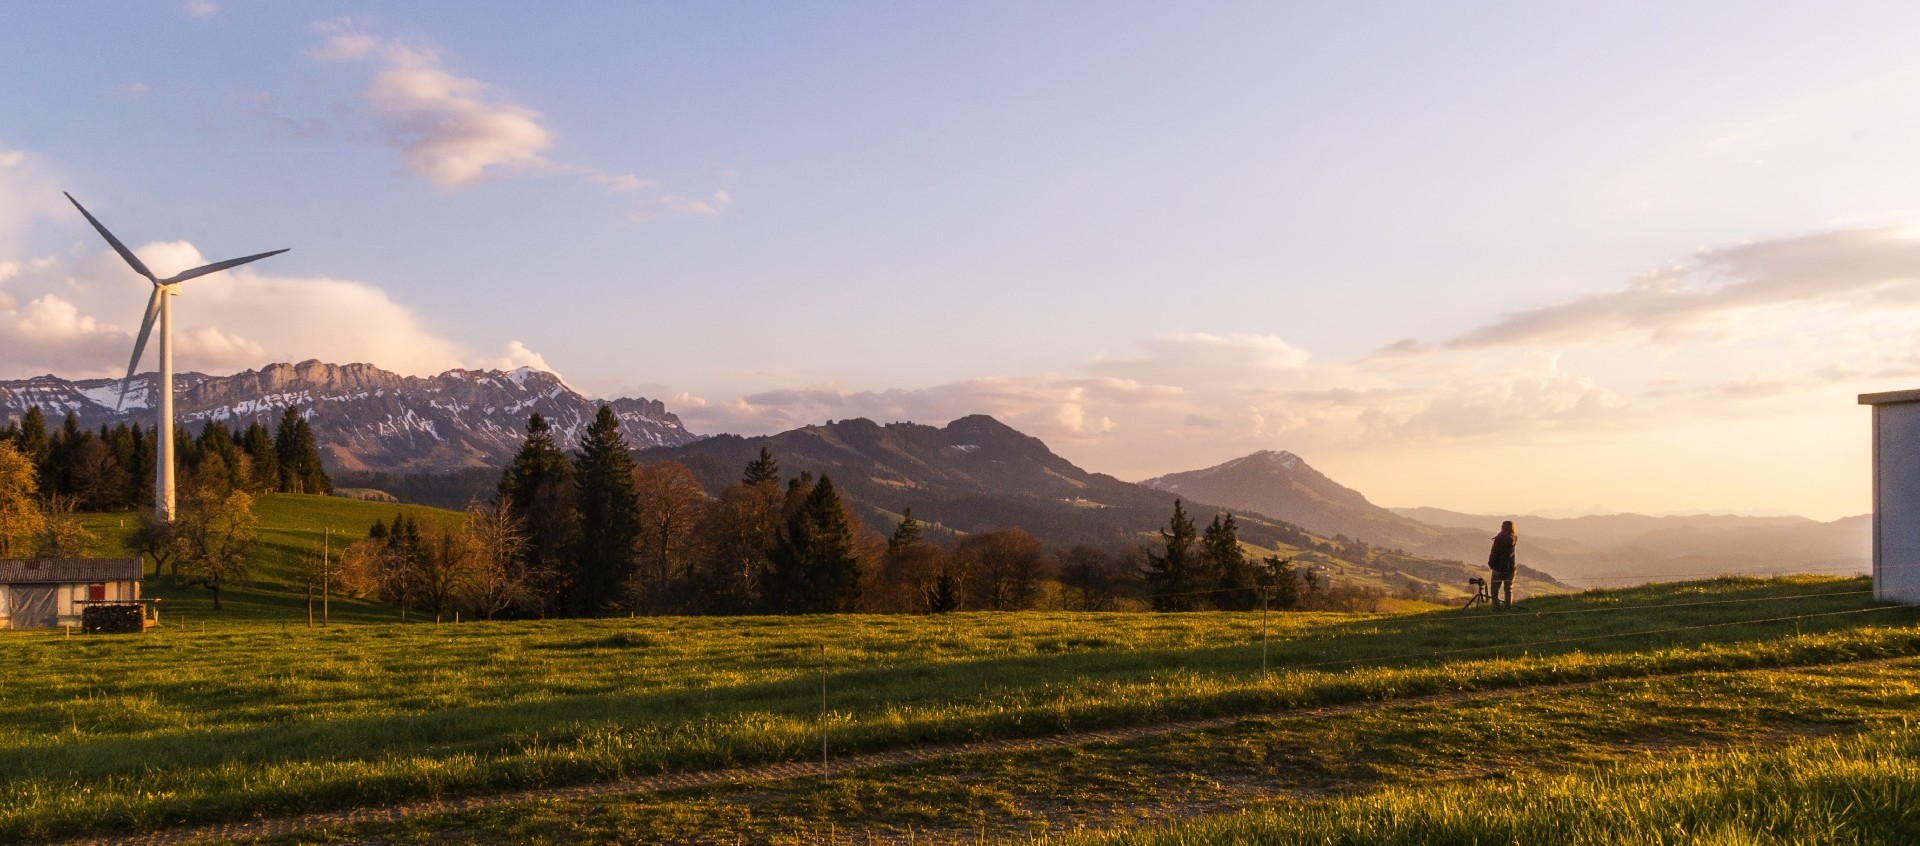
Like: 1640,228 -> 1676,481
45,652 -> 1920,846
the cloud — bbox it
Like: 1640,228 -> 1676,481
308,22 -> 715,213
311,30 -> 554,190
116,83 -> 154,98
1434,226 -> 1920,350
183,0 -> 217,18
0,240 -> 559,382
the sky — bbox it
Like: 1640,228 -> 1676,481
4,2 -> 1920,521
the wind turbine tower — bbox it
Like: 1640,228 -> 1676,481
66,193 -> 288,522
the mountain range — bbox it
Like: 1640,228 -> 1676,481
1143,450 -> 1870,586
636,416 -> 1566,597
7,361 -> 1857,590
0,361 -> 698,472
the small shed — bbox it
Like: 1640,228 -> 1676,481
0,558 -> 143,629
1859,390 -> 1920,603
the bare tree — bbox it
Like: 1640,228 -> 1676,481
461,500 -> 534,620
34,495 -> 98,558
626,461 -> 709,614
955,527 -> 1048,611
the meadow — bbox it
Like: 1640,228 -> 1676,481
2,568 -> 1916,842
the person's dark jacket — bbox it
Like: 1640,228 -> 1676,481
1488,531 -> 1517,575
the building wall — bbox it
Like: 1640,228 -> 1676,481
0,580 -> 142,629
1873,400 -> 1920,604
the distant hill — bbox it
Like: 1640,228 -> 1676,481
638,416 -> 1566,597
0,360 -> 698,474
1135,449 -> 1869,587
1141,450 -> 1453,552
1393,506 -> 1871,586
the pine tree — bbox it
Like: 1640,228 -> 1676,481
742,446 -> 780,487
571,405 -> 640,616
1262,555 -> 1301,610
240,421 -> 278,493
498,413 -> 576,616
888,508 -> 922,553
1145,499 -> 1200,612
273,407 -> 331,494
15,406 -> 50,496
1202,513 -> 1259,611
763,475 -> 861,613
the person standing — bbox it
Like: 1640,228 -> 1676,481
1487,520 -> 1518,609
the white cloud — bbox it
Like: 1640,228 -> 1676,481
183,0 -> 218,18
116,83 -> 154,98
308,22 -> 714,213
0,240 -> 556,382
312,31 -> 554,190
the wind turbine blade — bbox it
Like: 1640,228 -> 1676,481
117,287 -> 163,411
65,192 -> 158,283
163,248 -> 290,284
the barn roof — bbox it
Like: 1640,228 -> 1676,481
0,558 -> 142,584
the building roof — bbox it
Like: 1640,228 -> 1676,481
1860,389 -> 1920,406
0,558 -> 141,584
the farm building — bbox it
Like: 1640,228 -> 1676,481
1860,390 -> 1920,604
0,558 -> 144,629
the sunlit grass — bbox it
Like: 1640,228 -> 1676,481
0,576 -> 1910,840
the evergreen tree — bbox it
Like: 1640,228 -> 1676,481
15,406 -> 50,496
1145,499 -> 1200,612
47,411 -> 86,499
763,474 -> 861,613
240,421 -> 278,493
570,405 -> 640,616
1202,512 -> 1259,611
741,446 -> 780,487
888,508 -> 922,553
273,407 -> 331,494
498,413 -> 576,616
196,421 -> 247,493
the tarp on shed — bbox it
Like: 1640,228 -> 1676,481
8,585 -> 55,629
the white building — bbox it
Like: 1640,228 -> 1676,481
1860,390 -> 1920,604
0,559 -> 143,629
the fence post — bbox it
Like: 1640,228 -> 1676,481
1261,587 -> 1270,678
820,643 -> 830,778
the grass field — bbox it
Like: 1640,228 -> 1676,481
74,493 -> 461,623
2,571 -> 1917,843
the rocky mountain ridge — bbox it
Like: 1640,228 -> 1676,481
0,360 -> 699,472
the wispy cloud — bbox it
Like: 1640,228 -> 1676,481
308,21 -> 716,215
183,0 -> 217,18
1427,226 -> 1920,350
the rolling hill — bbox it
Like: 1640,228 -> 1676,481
638,416 -> 1567,597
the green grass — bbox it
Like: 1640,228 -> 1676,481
74,493 -> 461,623
0,576 -> 1914,841
1076,720 -> 1920,846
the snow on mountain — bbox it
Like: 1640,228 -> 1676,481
0,360 -> 699,473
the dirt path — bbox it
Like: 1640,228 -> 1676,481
46,653 -> 1920,846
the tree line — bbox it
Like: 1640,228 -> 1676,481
319,408 -> 1381,620
1,405 -> 332,511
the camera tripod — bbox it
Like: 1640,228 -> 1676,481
1461,577 -> 1491,611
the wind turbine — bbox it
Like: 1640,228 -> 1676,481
66,193 -> 288,522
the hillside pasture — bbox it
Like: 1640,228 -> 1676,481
0,576 -> 1915,842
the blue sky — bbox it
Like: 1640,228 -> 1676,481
6,2 -> 1920,519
